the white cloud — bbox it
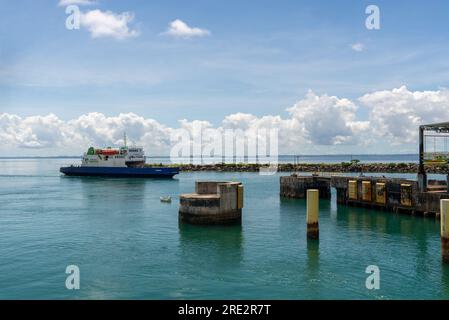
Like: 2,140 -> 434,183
351,43 -> 365,52
3,87 -> 449,156
222,113 -> 258,130
164,19 -> 210,38
80,9 -> 139,39
287,90 -> 368,145
0,113 -> 171,155
0,93 -> 367,156
360,85 -> 449,144
58,0 -> 95,6
0,113 -> 71,149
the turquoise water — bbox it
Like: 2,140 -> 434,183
1,159 -> 449,299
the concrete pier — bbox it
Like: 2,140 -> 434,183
306,189 -> 319,239
280,175 -> 331,199
331,176 -> 449,216
280,174 -> 449,218
179,181 -> 243,224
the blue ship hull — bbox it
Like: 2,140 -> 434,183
60,166 -> 179,178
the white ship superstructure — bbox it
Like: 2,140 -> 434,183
81,134 -> 146,168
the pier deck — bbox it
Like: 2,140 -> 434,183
280,174 -> 449,218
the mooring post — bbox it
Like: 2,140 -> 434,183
441,199 -> 449,263
306,189 -> 319,239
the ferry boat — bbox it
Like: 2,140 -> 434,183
60,135 -> 179,178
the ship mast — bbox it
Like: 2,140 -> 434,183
124,132 -> 127,147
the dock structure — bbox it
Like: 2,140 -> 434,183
281,122 -> 449,218
280,175 -> 449,218
179,181 -> 244,224
280,174 -> 331,199
332,176 -> 449,216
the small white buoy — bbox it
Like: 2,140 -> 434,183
160,196 -> 172,203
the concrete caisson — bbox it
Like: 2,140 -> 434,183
179,181 -> 243,225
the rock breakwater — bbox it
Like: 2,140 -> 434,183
148,162 -> 449,174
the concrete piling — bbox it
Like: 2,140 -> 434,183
306,189 -> 319,239
441,199 -> 449,263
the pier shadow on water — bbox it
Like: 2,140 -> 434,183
306,240 -> 320,289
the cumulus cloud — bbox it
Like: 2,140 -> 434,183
3,87 -> 449,156
351,43 -> 365,52
163,19 -> 210,38
360,86 -> 449,144
58,0 -> 95,6
287,90 -> 368,145
0,113 -> 171,156
0,113 -> 72,149
222,113 -> 258,130
80,9 -> 139,39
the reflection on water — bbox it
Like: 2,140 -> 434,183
337,205 -> 438,240
337,203 -> 449,299
306,240 -> 320,282
178,222 -> 244,268
278,191 -> 449,299
441,262 -> 449,297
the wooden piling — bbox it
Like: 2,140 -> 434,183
441,199 -> 449,263
306,189 -> 319,239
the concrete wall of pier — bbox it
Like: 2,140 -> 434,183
280,174 -> 449,218
179,181 -> 243,224
331,176 -> 449,216
280,175 -> 331,199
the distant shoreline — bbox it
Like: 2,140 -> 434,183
5,156 -> 448,174
142,163 -> 448,174
0,154 -> 417,160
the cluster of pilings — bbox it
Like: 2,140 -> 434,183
177,175 -> 449,263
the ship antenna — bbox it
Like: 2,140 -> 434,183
124,132 -> 127,147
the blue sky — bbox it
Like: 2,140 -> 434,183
1,0 -> 448,124
1,0 -> 449,155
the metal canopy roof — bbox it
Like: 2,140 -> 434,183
421,122 -> 449,131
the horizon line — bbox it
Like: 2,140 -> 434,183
0,153 -> 419,159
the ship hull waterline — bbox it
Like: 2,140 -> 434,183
60,166 -> 179,178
